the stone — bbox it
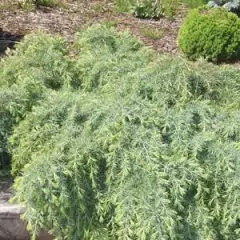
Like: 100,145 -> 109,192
0,178 -> 52,240
0,203 -> 29,240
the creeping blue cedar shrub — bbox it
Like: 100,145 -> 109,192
178,7 -> 240,62
3,25 -> 240,239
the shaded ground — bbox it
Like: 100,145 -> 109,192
0,177 -> 12,203
0,0 -> 187,54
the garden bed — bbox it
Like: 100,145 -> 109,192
0,0 -> 187,54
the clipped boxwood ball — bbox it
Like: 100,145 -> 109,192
178,7 -> 240,62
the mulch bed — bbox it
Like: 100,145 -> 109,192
0,0 -> 187,54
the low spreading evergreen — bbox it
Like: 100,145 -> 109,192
0,25 -> 240,239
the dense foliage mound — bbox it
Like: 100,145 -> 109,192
1,25 -> 240,239
178,7 -> 240,62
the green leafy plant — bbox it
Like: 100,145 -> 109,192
40,0 -> 59,7
181,0 -> 208,8
140,26 -> 164,40
178,7 -> 240,62
116,0 -> 179,18
3,25 -> 239,239
115,0 -> 135,12
18,0 -> 59,8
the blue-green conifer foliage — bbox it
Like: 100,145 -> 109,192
0,25 -> 240,239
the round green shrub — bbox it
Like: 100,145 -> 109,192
178,7 -> 240,62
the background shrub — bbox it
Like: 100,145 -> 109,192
116,0 -> 179,18
115,0 -> 135,12
178,7 -> 240,62
115,0 -> 208,18
182,0 -> 208,8
37,0 -> 59,7
18,0 -> 59,8
5,25 -> 240,239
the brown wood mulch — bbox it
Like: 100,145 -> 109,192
0,0 -> 188,54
